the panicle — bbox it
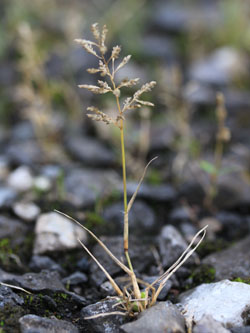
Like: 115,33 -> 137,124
111,45 -> 121,59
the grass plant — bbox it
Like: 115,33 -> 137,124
57,23 -> 207,317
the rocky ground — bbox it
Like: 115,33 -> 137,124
1,0 -> 250,332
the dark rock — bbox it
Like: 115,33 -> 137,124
76,257 -> 90,273
150,123 -> 176,151
90,236 -> 155,286
6,140 -> 44,165
81,297 -> 128,333
15,270 -> 65,292
231,327 -> 250,333
202,235 -> 250,281
29,255 -> 65,274
62,271 -> 88,286
158,225 -> 197,269
125,182 -> 177,203
102,200 -> 156,235
19,314 -> 79,333
216,211 -> 245,240
193,315 -> 230,333
178,181 -> 205,206
0,285 -> 24,308
121,301 -> 185,333
169,206 -> 192,225
65,168 -> 120,208
0,215 -> 26,240
0,186 -> 17,208
66,136 -> 115,167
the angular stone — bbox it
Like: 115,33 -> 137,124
121,302 -> 185,333
19,314 -> 79,333
202,236 -> 250,281
34,212 -> 87,254
179,280 -> 250,328
81,297 -> 128,333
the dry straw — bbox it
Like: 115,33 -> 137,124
57,23 -> 207,317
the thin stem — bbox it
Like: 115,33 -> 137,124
102,53 -> 134,272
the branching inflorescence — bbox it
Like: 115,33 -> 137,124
57,23 -> 207,317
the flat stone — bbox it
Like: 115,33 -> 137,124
65,168 -> 120,208
102,200 -> 156,235
125,182 -> 177,203
29,255 -> 64,274
6,140 -> 44,165
179,280 -> 250,328
13,202 -> 41,222
66,136 -> 115,167
62,271 -> 88,286
34,212 -> 87,254
202,235 -> 250,281
19,314 -> 79,333
121,301 -> 185,333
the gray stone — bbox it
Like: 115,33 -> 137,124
142,35 -> 177,61
179,280 -> 250,328
13,202 -> 41,222
231,327 -> 250,333
29,255 -> 64,274
6,140 -> 44,165
102,200 -> 156,235
81,297 -> 128,333
34,212 -> 87,254
19,314 -> 79,333
65,168 -> 120,208
193,315 -> 230,333
202,235 -> 250,281
15,270 -> 65,292
0,215 -> 26,239
0,186 -> 17,208
0,285 -> 24,308
62,271 -> 88,286
189,47 -> 248,86
158,225 -> 197,268
125,182 -> 177,203
7,166 -> 34,192
66,136 -> 115,167
121,301 -> 185,333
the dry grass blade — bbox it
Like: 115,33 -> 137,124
0,281 -> 32,295
84,311 -> 127,320
150,225 -> 208,304
127,156 -> 158,212
78,239 -> 123,297
54,210 -> 131,275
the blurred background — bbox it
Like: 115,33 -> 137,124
1,0 -> 250,211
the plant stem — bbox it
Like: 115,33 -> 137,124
115,96 -> 134,272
